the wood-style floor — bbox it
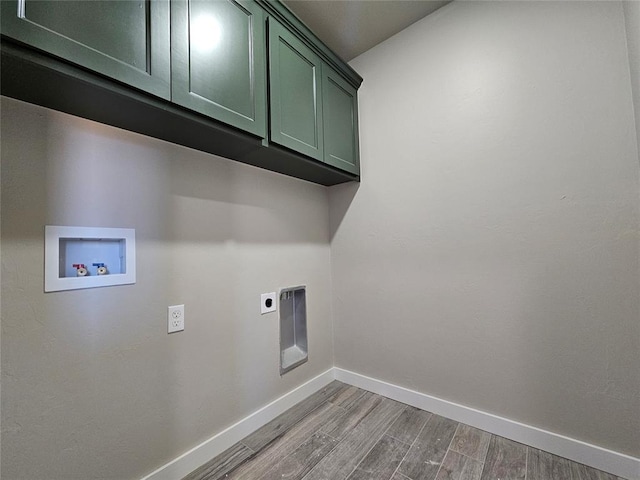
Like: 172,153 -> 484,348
183,381 -> 626,480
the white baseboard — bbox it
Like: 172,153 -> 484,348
334,368 -> 640,480
140,367 -> 639,480
140,368 -> 336,480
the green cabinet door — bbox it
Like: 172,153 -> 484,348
0,0 -> 170,99
172,0 -> 266,138
322,67 -> 360,175
268,18 -> 323,161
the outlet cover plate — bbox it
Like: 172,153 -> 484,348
168,304 -> 185,333
261,292 -> 277,314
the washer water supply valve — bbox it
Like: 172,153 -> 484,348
72,264 -> 88,277
92,263 -> 108,275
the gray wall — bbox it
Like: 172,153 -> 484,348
624,0 -> 640,157
331,0 -> 640,457
0,97 -> 334,479
2,1 -> 640,478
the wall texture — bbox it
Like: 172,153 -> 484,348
0,97 -> 334,479
624,0 -> 640,156
331,0 -> 640,457
3,2 -> 640,478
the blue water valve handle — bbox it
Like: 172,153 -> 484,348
93,263 -> 108,275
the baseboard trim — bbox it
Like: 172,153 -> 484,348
334,367 -> 639,480
140,368 -> 336,480
141,367 -> 639,480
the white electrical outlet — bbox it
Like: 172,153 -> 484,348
168,304 -> 185,333
261,292 -> 277,314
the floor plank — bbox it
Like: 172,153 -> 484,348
229,402 -> 343,479
258,432 -> 338,480
480,436 -> 526,480
526,447 -> 572,480
330,385 -> 369,410
242,381 -> 347,451
302,397 -> 406,480
449,424 -> 491,462
346,434 -> 410,480
321,391 -> 382,440
569,462 -> 619,480
434,450 -> 483,480
397,414 -> 459,480
181,443 -> 253,480
385,406 -> 432,446
391,473 -> 413,480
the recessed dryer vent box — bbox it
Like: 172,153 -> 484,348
279,286 -> 308,375
44,225 -> 135,292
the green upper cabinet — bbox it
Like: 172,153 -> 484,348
267,15 -> 359,175
0,0 -> 170,99
1,0 -> 362,184
268,18 -> 323,161
322,67 -> 359,175
171,0 -> 266,138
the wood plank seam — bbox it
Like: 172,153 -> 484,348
389,409 -> 433,480
432,420 -> 463,480
342,406 -> 408,480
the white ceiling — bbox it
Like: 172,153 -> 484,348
282,0 -> 451,62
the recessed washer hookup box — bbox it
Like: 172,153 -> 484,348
44,225 -> 136,292
279,286 -> 308,375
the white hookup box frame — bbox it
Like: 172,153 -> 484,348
44,225 -> 136,292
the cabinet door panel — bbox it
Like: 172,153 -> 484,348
268,19 -> 323,161
171,0 -> 266,138
0,0 -> 170,98
322,69 -> 359,174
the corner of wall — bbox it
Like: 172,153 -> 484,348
623,0 -> 640,164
